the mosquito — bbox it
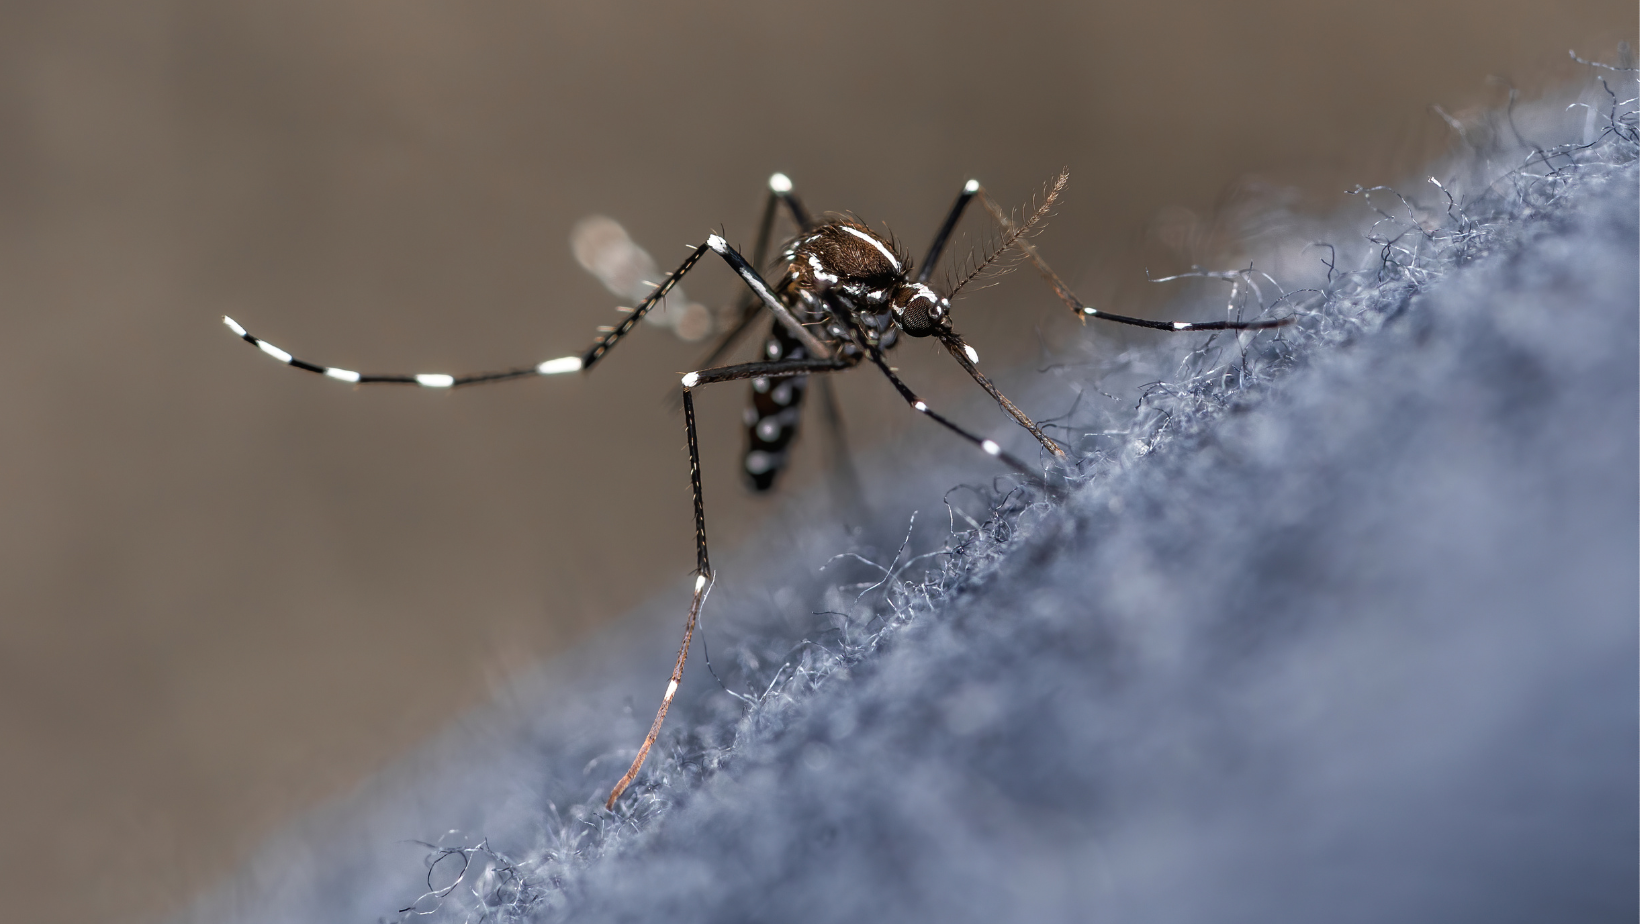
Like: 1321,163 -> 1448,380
222,170 -> 1291,809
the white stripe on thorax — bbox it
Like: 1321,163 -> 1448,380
839,225 -> 901,272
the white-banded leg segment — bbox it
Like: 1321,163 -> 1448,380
706,355 -> 857,485
972,189 -> 1293,332
1071,304 -> 1293,331
581,242 -> 712,369
938,333 -> 1067,460
767,172 -> 812,229
602,389 -> 713,810
704,235 -> 833,362
605,356 -> 857,810
811,297 -> 1054,485
685,172 -> 812,376
225,209 -> 845,394
223,242 -> 719,388
604,567 -> 712,810
859,343 -> 1047,484
223,315 -> 587,388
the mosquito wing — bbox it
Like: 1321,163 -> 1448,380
571,215 -> 714,342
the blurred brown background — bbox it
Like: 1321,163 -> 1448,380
0,2 -> 1628,922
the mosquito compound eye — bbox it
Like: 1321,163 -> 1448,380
891,283 -> 949,337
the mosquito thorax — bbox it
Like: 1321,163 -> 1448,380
784,219 -> 909,306
889,282 -> 950,337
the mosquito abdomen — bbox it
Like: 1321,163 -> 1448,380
742,319 -> 812,491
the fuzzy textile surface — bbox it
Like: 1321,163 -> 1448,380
195,67 -> 1638,924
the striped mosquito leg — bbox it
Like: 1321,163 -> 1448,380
688,172 -> 814,373
1070,301 -> 1294,331
917,178 -> 980,285
605,390 -> 713,811
582,242 -> 712,369
604,357 -> 850,810
973,189 -> 1292,332
677,355 -> 853,556
224,242 -> 721,388
221,315 -> 587,388
704,235 -> 834,362
859,345 -> 1048,483
938,333 -> 1067,460
605,567 -> 711,810
766,172 -> 812,230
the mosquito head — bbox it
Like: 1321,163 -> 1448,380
889,282 -> 951,338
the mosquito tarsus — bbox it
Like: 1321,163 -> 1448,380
222,170 -> 1292,810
